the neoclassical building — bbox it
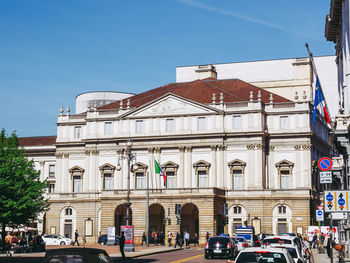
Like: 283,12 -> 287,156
19,63 -> 333,244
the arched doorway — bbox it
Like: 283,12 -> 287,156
60,207 -> 76,239
180,203 -> 199,237
149,204 -> 165,240
228,205 -> 247,237
115,204 -> 132,236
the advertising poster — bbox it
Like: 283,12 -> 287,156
121,225 -> 134,245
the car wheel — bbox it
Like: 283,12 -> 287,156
60,241 -> 65,245
205,254 -> 209,259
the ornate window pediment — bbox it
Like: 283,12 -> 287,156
275,160 -> 294,169
162,161 -> 179,172
193,160 -> 211,169
228,159 -> 246,168
135,162 -> 148,172
99,163 -> 116,173
69,166 -> 85,178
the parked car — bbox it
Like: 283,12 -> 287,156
233,236 -> 249,251
205,236 -> 238,259
234,247 -> 295,263
97,234 -> 120,245
42,234 -> 73,245
263,235 -> 304,258
42,247 -> 113,263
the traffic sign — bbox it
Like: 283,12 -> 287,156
318,157 -> 332,171
320,171 -> 332,184
316,209 -> 324,221
331,212 -> 348,220
324,191 -> 350,212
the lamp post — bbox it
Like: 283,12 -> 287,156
116,141 -> 138,251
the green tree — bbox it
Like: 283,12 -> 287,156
0,129 -> 49,247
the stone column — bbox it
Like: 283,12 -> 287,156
179,147 -> 185,188
91,150 -> 99,192
210,145 -> 217,187
217,146 -> 225,188
255,144 -> 263,189
155,148 -> 161,188
148,148 -> 154,189
294,145 -> 301,189
64,153 -> 70,193
185,147 -> 192,188
39,161 -> 45,182
116,149 -> 124,189
55,153 -> 63,193
268,146 -> 275,189
246,144 -> 255,189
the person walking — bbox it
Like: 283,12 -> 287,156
206,232 -> 210,242
312,232 -> 318,248
193,233 -> 199,246
5,232 -> 13,257
184,231 -> 190,248
168,232 -> 173,247
141,232 -> 147,246
119,231 -> 125,258
174,232 -> 181,248
73,229 -> 80,246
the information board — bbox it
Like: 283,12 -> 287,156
324,191 -> 350,212
320,171 -> 332,184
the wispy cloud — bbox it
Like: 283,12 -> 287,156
176,0 -> 322,41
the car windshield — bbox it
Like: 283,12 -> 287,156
264,238 -> 292,244
235,252 -> 287,263
47,255 -> 84,263
208,237 -> 230,244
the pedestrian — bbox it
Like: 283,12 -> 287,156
73,229 -> 80,246
141,232 -> 147,246
119,231 -> 125,258
154,232 -> 158,246
5,232 -> 13,257
160,231 -> 165,246
326,236 -> 332,258
174,232 -> 181,248
168,232 -> 173,247
206,232 -> 210,242
312,232 -> 318,248
194,233 -> 199,246
184,231 -> 190,248
320,232 -> 325,245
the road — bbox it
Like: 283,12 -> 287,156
117,247 -> 229,263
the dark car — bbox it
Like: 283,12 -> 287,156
42,247 -> 113,263
97,234 -> 120,245
205,236 -> 238,259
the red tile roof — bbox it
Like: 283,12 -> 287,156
99,78 -> 290,110
19,136 -> 56,147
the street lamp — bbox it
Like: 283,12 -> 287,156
116,141 -> 138,226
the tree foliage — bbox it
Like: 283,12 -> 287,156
0,129 -> 49,239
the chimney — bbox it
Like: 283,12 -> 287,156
195,64 -> 217,80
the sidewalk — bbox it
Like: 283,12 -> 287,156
312,248 -> 350,263
0,244 -> 183,259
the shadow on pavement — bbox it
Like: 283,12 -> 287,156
112,257 -> 157,262
0,257 -> 44,263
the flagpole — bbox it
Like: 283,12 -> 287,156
305,42 -> 332,127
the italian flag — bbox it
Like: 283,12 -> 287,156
155,160 -> 166,186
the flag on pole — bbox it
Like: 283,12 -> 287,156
313,77 -> 331,125
155,160 -> 166,186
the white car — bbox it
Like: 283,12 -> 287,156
268,244 -> 305,263
263,236 -> 304,258
42,234 -> 73,245
233,236 -> 249,251
234,247 -> 294,263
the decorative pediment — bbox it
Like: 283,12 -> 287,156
69,166 -> 85,177
193,160 -> 211,168
162,161 -> 179,172
135,162 -> 148,172
125,94 -> 220,118
99,163 -> 116,172
275,159 -> 294,168
228,159 -> 246,168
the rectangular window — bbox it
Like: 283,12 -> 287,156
74,126 -> 81,139
73,176 -> 82,193
49,165 -> 55,177
135,120 -> 144,134
104,122 -> 112,135
233,170 -> 242,190
198,170 -> 207,187
166,119 -> 175,132
136,172 -> 145,189
233,115 -> 242,129
166,171 -> 175,188
49,183 -> 55,193
103,174 -> 112,190
281,170 -> 290,189
280,116 -> 289,130
198,117 -> 206,130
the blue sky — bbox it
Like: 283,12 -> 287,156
0,0 -> 335,137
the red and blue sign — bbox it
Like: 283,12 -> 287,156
318,157 -> 332,171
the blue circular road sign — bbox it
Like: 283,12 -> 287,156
318,157 -> 332,171
317,210 -> 323,216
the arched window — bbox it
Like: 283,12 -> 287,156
273,204 -> 292,235
193,160 -> 211,187
275,160 -> 294,189
65,208 -> 73,216
162,161 -> 179,188
278,205 -> 287,214
228,159 -> 246,190
69,166 -> 85,193
99,163 -> 116,190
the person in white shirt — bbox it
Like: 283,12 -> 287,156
184,232 -> 190,248
168,232 -> 173,247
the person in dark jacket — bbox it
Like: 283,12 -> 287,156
120,231 -> 125,258
141,232 -> 147,246
72,230 -> 80,246
174,232 -> 181,248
